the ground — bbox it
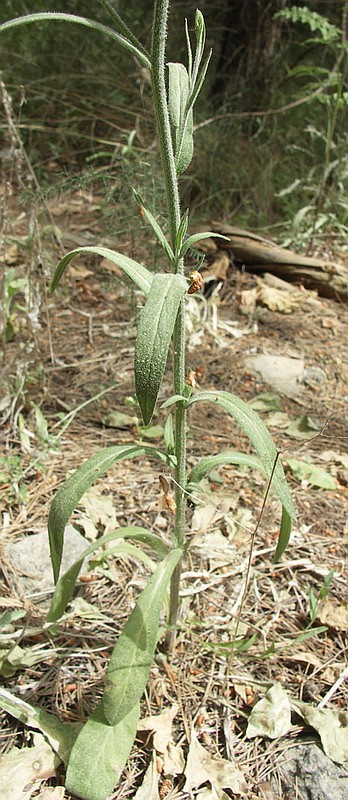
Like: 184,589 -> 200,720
0,188 -> 347,799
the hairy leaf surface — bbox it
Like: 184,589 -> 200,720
133,190 -> 174,262
51,246 -> 152,296
168,62 -> 193,174
103,548 -> 182,724
66,701 -> 140,800
135,273 -> 187,424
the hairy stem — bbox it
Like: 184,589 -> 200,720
151,0 -> 186,649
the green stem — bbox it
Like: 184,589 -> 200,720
151,0 -> 187,649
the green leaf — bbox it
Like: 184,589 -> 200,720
48,444 -> 166,582
103,548 -> 182,725
190,10 -> 207,89
188,450 -> 264,486
274,507 -> 292,562
179,231 -> 230,258
90,541 -> 156,572
175,209 -> 189,255
34,404 -> 49,442
66,701 -> 140,800
185,18 -> 193,79
186,50 -> 212,114
286,458 -> 337,489
285,414 -> 319,440
0,13 -> 151,68
161,394 -> 187,408
188,391 -> 295,540
168,63 -> 193,174
0,687 -> 80,765
194,10 -> 206,62
0,643 -> 57,678
51,246 -> 152,296
133,190 -> 174,262
248,392 -> 282,412
189,451 -> 292,564
47,527 -> 169,623
164,414 -> 175,454
135,273 -> 187,425
289,626 -> 328,645
0,609 -> 26,628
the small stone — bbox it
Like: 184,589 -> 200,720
244,354 -> 305,397
6,525 -> 88,601
275,743 -> 348,800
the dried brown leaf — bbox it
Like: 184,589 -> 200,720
134,753 -> 160,800
184,727 -> 248,796
137,704 -> 179,754
246,684 -> 291,739
317,599 -> 348,632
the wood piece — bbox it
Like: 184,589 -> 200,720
193,222 -> 348,301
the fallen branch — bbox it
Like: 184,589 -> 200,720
194,222 -> 348,301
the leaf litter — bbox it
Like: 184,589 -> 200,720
1,187 -> 348,799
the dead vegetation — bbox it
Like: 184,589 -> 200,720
0,188 -> 347,799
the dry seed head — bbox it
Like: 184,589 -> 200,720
159,474 -> 170,494
164,494 -> 176,514
186,369 -> 197,388
188,270 -> 203,294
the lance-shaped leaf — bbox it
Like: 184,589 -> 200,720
274,507 -> 292,562
0,687 -> 80,766
66,700 -> 140,800
188,449 -> 293,560
0,13 -> 151,68
175,209 -> 189,255
135,273 -> 187,425
168,63 -> 193,174
51,246 -> 152,296
47,527 -> 169,623
48,444 -> 166,582
133,190 -> 174,263
188,450 -> 264,486
187,391 -> 295,550
164,413 -> 175,456
103,548 -> 182,725
179,231 -> 230,258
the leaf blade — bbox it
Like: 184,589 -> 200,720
0,13 -> 151,67
48,444 -> 166,582
135,273 -> 187,425
168,62 -> 194,174
188,391 -> 295,556
179,231 -> 230,258
188,391 -> 294,516
188,449 -> 264,486
47,526 -> 169,622
66,701 -> 140,800
0,687 -> 80,765
274,507 -> 292,562
133,190 -> 174,262
103,548 -> 182,724
51,246 -> 153,296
